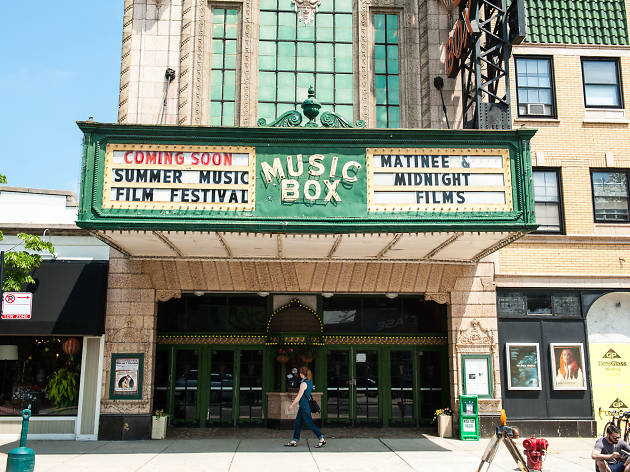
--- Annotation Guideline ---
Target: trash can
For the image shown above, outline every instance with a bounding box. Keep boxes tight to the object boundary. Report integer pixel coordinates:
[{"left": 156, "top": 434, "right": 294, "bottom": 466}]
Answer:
[{"left": 459, "top": 395, "right": 479, "bottom": 440}]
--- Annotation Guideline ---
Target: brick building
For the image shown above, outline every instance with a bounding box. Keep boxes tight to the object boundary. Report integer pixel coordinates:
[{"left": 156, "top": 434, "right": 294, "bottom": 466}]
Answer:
[{"left": 71, "top": 0, "right": 630, "bottom": 439}]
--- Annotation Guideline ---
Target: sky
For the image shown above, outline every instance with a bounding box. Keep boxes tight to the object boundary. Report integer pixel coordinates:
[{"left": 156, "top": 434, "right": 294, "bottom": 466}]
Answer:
[{"left": 1, "top": 2, "right": 123, "bottom": 194}]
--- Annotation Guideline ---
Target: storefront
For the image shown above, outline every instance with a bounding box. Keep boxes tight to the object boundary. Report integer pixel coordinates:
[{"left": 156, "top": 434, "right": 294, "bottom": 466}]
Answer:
[
  {"left": 0, "top": 260, "right": 107, "bottom": 439},
  {"left": 77, "top": 120, "right": 536, "bottom": 439}
]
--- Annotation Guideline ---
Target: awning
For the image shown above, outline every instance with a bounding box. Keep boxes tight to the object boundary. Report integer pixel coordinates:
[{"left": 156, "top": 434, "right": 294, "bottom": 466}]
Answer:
[
  {"left": 0, "top": 261, "right": 107, "bottom": 335},
  {"left": 94, "top": 230, "right": 523, "bottom": 263}
]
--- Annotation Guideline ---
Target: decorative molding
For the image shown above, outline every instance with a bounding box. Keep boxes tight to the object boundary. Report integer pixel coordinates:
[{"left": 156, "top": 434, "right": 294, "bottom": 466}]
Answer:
[
  {"left": 424, "top": 292, "right": 450, "bottom": 304},
  {"left": 118, "top": 0, "right": 134, "bottom": 123},
  {"left": 158, "top": 335, "right": 266, "bottom": 345},
  {"left": 155, "top": 289, "right": 182, "bottom": 302},
  {"left": 178, "top": 0, "right": 195, "bottom": 125},
  {"left": 192, "top": 0, "right": 207, "bottom": 125},
  {"left": 156, "top": 334, "right": 448, "bottom": 345},
  {"left": 292, "top": 0, "right": 321, "bottom": 24},
  {"left": 456, "top": 319, "right": 494, "bottom": 347},
  {"left": 326, "top": 335, "right": 447, "bottom": 345}
]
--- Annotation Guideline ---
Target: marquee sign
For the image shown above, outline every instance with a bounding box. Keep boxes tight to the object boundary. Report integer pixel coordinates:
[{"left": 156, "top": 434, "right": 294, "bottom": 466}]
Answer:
[
  {"left": 367, "top": 148, "right": 512, "bottom": 212},
  {"left": 103, "top": 144, "right": 255, "bottom": 211},
  {"left": 78, "top": 122, "right": 536, "bottom": 234}
]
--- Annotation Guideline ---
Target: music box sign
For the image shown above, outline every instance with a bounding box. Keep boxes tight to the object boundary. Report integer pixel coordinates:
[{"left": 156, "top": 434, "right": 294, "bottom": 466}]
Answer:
[
  {"left": 366, "top": 148, "right": 513, "bottom": 212},
  {"left": 102, "top": 143, "right": 513, "bottom": 215},
  {"left": 103, "top": 144, "right": 256, "bottom": 211}
]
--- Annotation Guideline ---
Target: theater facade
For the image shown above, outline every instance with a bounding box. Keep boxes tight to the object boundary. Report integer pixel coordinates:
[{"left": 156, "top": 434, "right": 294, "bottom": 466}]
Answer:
[{"left": 77, "top": 119, "right": 536, "bottom": 439}]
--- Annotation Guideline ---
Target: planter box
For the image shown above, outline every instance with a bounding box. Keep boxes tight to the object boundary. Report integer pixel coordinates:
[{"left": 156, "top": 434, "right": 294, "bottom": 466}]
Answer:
[
  {"left": 437, "top": 415, "right": 453, "bottom": 438},
  {"left": 151, "top": 416, "right": 168, "bottom": 439}
]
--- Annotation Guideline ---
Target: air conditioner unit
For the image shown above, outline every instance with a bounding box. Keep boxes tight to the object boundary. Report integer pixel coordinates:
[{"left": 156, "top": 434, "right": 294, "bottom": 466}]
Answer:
[{"left": 527, "top": 103, "right": 546, "bottom": 115}]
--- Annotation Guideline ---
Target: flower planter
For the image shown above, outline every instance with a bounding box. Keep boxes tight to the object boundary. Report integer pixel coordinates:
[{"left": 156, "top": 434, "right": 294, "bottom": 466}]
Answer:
[
  {"left": 437, "top": 414, "right": 453, "bottom": 438},
  {"left": 276, "top": 354, "right": 290, "bottom": 363},
  {"left": 151, "top": 416, "right": 168, "bottom": 439}
]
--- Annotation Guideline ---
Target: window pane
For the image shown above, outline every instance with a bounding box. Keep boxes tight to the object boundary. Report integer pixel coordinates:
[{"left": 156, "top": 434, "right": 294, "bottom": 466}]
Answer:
[
  {"left": 211, "top": 8, "right": 240, "bottom": 126},
  {"left": 373, "top": 14, "right": 400, "bottom": 128},
  {"left": 258, "top": 0, "right": 354, "bottom": 121},
  {"left": 584, "top": 85, "right": 620, "bottom": 107},
  {"left": 583, "top": 60, "right": 618, "bottom": 84},
  {"left": 592, "top": 171, "right": 630, "bottom": 222},
  {"left": 533, "top": 170, "right": 561, "bottom": 232},
  {"left": 516, "top": 57, "right": 554, "bottom": 116}
]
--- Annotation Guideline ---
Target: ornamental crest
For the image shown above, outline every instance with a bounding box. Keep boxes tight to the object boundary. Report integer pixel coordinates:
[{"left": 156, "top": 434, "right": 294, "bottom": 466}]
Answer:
[
  {"left": 456, "top": 319, "right": 494, "bottom": 346},
  {"left": 291, "top": 0, "right": 321, "bottom": 24}
]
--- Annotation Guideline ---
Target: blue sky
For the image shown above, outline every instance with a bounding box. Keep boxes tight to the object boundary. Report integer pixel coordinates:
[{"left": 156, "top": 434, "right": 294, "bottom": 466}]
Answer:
[{"left": 1, "top": 2, "right": 123, "bottom": 194}]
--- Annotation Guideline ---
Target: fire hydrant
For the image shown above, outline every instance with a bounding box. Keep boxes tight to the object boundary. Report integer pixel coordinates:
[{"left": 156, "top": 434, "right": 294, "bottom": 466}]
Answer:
[{"left": 523, "top": 436, "right": 548, "bottom": 471}]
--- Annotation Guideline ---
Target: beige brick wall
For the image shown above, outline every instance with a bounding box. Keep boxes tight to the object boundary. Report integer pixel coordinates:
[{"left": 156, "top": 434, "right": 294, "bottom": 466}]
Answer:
[{"left": 499, "top": 51, "right": 630, "bottom": 278}]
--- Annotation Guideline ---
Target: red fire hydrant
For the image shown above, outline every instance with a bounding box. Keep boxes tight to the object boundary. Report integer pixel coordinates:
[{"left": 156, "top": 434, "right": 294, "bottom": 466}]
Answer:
[{"left": 522, "top": 436, "right": 549, "bottom": 471}]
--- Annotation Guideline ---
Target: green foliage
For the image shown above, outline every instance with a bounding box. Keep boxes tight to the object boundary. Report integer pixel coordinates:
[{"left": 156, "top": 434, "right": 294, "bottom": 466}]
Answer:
[
  {"left": 2, "top": 233, "right": 55, "bottom": 291},
  {"left": 0, "top": 174, "right": 56, "bottom": 291},
  {"left": 45, "top": 367, "right": 79, "bottom": 409}
]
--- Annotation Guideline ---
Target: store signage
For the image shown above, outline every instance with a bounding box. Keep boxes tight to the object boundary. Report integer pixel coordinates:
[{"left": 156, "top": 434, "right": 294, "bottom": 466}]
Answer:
[
  {"left": 102, "top": 144, "right": 514, "bottom": 216},
  {"left": 256, "top": 148, "right": 366, "bottom": 218},
  {"left": 445, "top": 0, "right": 478, "bottom": 78},
  {"left": 103, "top": 144, "right": 256, "bottom": 211},
  {"left": 1, "top": 292, "right": 32, "bottom": 320},
  {"left": 367, "top": 148, "right": 512, "bottom": 212}
]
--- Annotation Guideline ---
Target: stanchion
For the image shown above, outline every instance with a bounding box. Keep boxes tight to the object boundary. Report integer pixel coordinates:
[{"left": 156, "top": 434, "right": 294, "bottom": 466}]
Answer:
[{"left": 5, "top": 409, "right": 35, "bottom": 472}]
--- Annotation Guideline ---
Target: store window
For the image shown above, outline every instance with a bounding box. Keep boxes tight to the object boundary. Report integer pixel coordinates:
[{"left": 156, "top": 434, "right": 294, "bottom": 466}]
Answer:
[
  {"left": 322, "top": 296, "right": 446, "bottom": 333},
  {"left": 257, "top": 0, "right": 354, "bottom": 122},
  {"left": 157, "top": 294, "right": 268, "bottom": 333},
  {"left": 515, "top": 57, "right": 555, "bottom": 117},
  {"left": 591, "top": 170, "right": 630, "bottom": 222},
  {"left": 374, "top": 13, "right": 400, "bottom": 128},
  {"left": 0, "top": 337, "right": 82, "bottom": 416},
  {"left": 533, "top": 169, "right": 563, "bottom": 233},
  {"left": 210, "top": 8, "right": 240, "bottom": 125},
  {"left": 582, "top": 58, "right": 622, "bottom": 108}
]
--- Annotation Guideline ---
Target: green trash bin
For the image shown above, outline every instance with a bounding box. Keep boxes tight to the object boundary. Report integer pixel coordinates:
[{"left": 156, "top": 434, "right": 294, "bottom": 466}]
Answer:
[{"left": 459, "top": 395, "right": 479, "bottom": 440}]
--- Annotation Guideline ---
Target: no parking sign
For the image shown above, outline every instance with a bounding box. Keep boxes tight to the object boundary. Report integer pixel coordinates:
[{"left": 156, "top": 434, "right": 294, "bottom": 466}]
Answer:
[{"left": 1, "top": 292, "right": 32, "bottom": 319}]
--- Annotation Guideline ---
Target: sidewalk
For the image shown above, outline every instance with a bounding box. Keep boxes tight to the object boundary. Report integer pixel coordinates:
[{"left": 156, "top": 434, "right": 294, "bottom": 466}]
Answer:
[{"left": 1, "top": 432, "right": 597, "bottom": 472}]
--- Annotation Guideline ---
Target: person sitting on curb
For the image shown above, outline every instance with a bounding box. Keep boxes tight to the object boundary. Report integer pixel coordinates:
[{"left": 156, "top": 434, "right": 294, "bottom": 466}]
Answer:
[{"left": 592, "top": 424, "right": 630, "bottom": 472}]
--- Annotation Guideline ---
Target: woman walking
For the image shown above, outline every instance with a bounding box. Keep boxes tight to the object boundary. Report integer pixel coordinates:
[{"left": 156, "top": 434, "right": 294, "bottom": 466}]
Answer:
[{"left": 285, "top": 366, "right": 326, "bottom": 448}]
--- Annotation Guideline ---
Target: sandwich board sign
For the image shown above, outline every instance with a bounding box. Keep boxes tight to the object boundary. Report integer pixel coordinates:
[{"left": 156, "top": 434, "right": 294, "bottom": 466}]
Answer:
[{"left": 1, "top": 292, "right": 32, "bottom": 319}]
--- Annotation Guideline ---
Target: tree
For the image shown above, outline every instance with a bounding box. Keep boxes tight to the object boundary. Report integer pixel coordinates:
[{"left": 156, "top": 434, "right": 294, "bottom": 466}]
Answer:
[{"left": 1, "top": 174, "right": 55, "bottom": 292}]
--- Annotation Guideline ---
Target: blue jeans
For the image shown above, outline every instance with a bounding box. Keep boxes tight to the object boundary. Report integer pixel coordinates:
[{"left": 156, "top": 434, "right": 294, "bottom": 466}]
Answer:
[
  {"left": 595, "top": 462, "right": 626, "bottom": 472},
  {"left": 293, "top": 405, "right": 323, "bottom": 442}
]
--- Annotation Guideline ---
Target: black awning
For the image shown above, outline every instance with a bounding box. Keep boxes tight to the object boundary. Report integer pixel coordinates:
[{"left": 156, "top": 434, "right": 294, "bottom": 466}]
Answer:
[{"left": 1, "top": 261, "right": 108, "bottom": 335}]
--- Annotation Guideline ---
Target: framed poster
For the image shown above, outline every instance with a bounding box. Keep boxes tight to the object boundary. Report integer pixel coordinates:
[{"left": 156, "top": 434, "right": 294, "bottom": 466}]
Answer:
[
  {"left": 550, "top": 343, "right": 587, "bottom": 390},
  {"left": 506, "top": 343, "right": 542, "bottom": 390},
  {"left": 109, "top": 353, "right": 144, "bottom": 400},
  {"left": 461, "top": 354, "right": 493, "bottom": 397}
]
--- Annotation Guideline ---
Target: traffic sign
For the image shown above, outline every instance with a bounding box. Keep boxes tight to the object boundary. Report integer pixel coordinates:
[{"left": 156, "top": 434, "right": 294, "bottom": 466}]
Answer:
[{"left": 2, "top": 292, "right": 33, "bottom": 319}]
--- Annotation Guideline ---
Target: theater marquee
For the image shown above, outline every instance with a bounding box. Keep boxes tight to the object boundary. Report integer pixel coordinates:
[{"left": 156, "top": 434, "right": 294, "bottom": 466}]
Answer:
[
  {"left": 367, "top": 148, "right": 512, "bottom": 212},
  {"left": 103, "top": 143, "right": 256, "bottom": 211}
]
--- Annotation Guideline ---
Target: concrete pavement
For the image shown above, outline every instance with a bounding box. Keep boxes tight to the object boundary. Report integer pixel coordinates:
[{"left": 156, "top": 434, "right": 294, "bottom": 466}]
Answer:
[{"left": 1, "top": 434, "right": 598, "bottom": 472}]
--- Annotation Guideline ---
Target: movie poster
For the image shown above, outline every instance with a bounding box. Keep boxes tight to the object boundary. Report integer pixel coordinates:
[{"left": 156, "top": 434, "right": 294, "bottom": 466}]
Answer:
[
  {"left": 113, "top": 357, "right": 140, "bottom": 394},
  {"left": 506, "top": 343, "right": 542, "bottom": 390},
  {"left": 550, "top": 343, "right": 587, "bottom": 390}
]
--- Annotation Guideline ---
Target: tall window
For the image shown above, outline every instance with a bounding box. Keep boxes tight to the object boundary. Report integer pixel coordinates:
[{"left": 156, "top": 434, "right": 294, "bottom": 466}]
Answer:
[
  {"left": 533, "top": 170, "right": 563, "bottom": 233},
  {"left": 257, "top": 0, "right": 354, "bottom": 122},
  {"left": 210, "top": 8, "right": 239, "bottom": 126},
  {"left": 515, "top": 57, "right": 555, "bottom": 118},
  {"left": 591, "top": 170, "right": 630, "bottom": 222},
  {"left": 582, "top": 59, "right": 622, "bottom": 108},
  {"left": 374, "top": 13, "right": 400, "bottom": 127}
]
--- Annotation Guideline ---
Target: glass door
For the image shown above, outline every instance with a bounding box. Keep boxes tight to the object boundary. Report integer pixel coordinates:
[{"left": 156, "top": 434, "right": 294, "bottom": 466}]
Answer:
[
  {"left": 390, "top": 350, "right": 414, "bottom": 423},
  {"left": 326, "top": 348, "right": 380, "bottom": 424},
  {"left": 354, "top": 349, "right": 379, "bottom": 423},
  {"left": 208, "top": 349, "right": 234, "bottom": 424},
  {"left": 238, "top": 349, "right": 263, "bottom": 423},
  {"left": 326, "top": 350, "right": 351, "bottom": 421},
  {"left": 173, "top": 348, "right": 199, "bottom": 424},
  {"left": 418, "top": 350, "right": 444, "bottom": 423}
]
